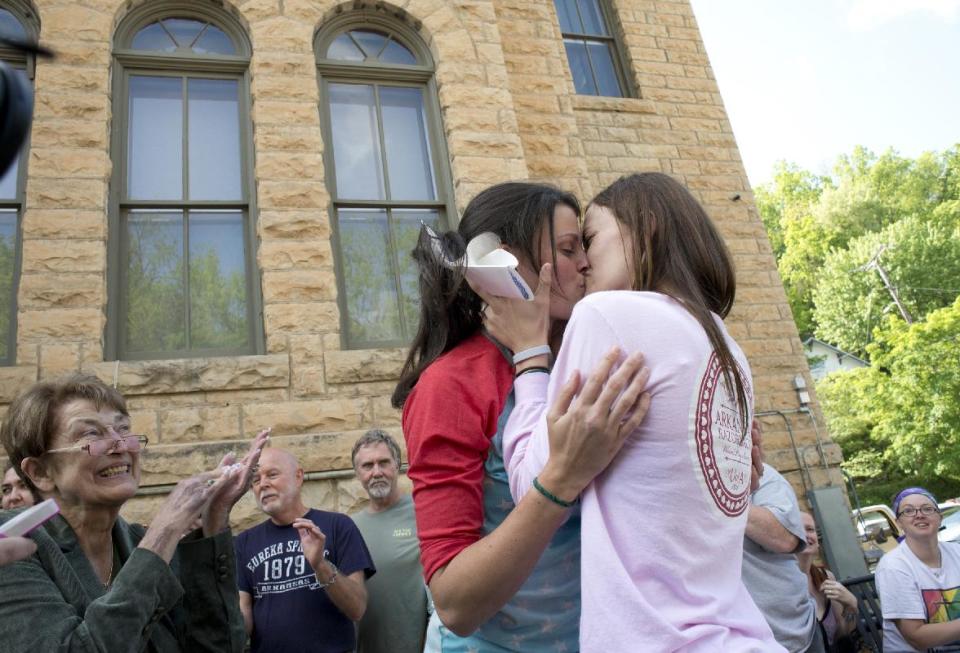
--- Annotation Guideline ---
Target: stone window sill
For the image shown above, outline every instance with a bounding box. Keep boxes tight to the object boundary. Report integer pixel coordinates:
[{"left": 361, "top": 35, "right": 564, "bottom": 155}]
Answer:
[
  {"left": 571, "top": 95, "right": 657, "bottom": 114},
  {"left": 84, "top": 354, "right": 290, "bottom": 396}
]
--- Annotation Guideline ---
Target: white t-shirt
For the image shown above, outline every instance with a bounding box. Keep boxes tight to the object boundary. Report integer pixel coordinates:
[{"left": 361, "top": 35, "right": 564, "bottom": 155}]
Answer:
[{"left": 875, "top": 540, "right": 960, "bottom": 652}]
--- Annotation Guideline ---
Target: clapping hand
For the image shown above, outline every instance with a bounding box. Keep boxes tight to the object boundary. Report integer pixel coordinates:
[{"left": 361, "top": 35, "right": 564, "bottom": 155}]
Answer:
[{"left": 202, "top": 428, "right": 271, "bottom": 536}]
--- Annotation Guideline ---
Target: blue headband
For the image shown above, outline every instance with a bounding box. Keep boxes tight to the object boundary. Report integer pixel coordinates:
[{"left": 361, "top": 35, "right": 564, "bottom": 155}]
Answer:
[{"left": 892, "top": 487, "right": 938, "bottom": 515}]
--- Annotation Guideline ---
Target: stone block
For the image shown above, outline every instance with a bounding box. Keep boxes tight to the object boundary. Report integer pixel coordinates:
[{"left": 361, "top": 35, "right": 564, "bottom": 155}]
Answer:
[
  {"left": 0, "top": 366, "right": 37, "bottom": 402},
  {"left": 19, "top": 308, "right": 103, "bottom": 341},
  {"left": 43, "top": 5, "right": 112, "bottom": 41},
  {"left": 255, "top": 151, "right": 324, "bottom": 181},
  {"left": 35, "top": 65, "right": 110, "bottom": 95},
  {"left": 22, "top": 209, "right": 105, "bottom": 240},
  {"left": 18, "top": 273, "right": 104, "bottom": 309},
  {"left": 252, "top": 100, "right": 320, "bottom": 126},
  {"left": 243, "top": 399, "right": 366, "bottom": 437},
  {"left": 324, "top": 348, "right": 407, "bottom": 384},
  {"left": 35, "top": 92, "right": 108, "bottom": 122},
  {"left": 258, "top": 240, "right": 333, "bottom": 270},
  {"left": 25, "top": 178, "right": 105, "bottom": 210},
  {"left": 83, "top": 354, "right": 290, "bottom": 396},
  {"left": 159, "top": 405, "right": 242, "bottom": 443},
  {"left": 255, "top": 123, "right": 324, "bottom": 152},
  {"left": 262, "top": 269, "right": 337, "bottom": 303},
  {"left": 29, "top": 148, "right": 111, "bottom": 179},
  {"left": 21, "top": 239, "right": 104, "bottom": 274},
  {"left": 45, "top": 40, "right": 110, "bottom": 67},
  {"left": 263, "top": 302, "right": 339, "bottom": 334},
  {"left": 258, "top": 210, "right": 331, "bottom": 240},
  {"left": 39, "top": 343, "right": 81, "bottom": 378},
  {"left": 257, "top": 180, "right": 328, "bottom": 209}
]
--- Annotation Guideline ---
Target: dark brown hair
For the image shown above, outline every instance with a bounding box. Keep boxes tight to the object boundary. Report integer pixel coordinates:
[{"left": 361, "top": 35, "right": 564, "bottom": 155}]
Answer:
[
  {"left": 591, "top": 172, "right": 749, "bottom": 437},
  {"left": 391, "top": 182, "right": 580, "bottom": 408},
  {"left": 0, "top": 374, "right": 129, "bottom": 494}
]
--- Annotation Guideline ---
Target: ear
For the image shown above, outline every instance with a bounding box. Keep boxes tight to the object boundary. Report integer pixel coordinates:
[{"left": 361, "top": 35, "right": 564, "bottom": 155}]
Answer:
[{"left": 21, "top": 457, "right": 56, "bottom": 494}]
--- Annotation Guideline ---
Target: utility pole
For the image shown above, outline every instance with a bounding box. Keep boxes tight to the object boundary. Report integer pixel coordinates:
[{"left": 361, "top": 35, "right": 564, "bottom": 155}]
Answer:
[{"left": 856, "top": 245, "right": 914, "bottom": 324}]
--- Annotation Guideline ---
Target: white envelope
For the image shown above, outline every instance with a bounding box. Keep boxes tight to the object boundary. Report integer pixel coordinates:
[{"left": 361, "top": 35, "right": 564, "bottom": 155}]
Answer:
[{"left": 427, "top": 227, "right": 534, "bottom": 300}]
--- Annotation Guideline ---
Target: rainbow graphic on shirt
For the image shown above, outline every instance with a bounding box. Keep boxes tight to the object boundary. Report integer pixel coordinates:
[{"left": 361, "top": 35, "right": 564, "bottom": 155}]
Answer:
[{"left": 922, "top": 585, "right": 960, "bottom": 623}]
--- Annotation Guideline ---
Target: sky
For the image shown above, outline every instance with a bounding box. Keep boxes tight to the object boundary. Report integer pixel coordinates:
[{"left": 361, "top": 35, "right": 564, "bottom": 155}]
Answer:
[{"left": 689, "top": 0, "right": 960, "bottom": 187}]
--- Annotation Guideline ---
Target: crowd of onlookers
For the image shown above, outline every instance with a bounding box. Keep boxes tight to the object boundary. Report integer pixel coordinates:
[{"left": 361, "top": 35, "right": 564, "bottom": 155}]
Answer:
[{"left": 0, "top": 374, "right": 954, "bottom": 653}]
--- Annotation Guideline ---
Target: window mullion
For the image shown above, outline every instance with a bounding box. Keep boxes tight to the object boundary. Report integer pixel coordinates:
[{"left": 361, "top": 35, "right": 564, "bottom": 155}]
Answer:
[
  {"left": 372, "top": 84, "right": 393, "bottom": 203},
  {"left": 182, "top": 209, "right": 192, "bottom": 352},
  {"left": 384, "top": 208, "right": 408, "bottom": 339},
  {"left": 581, "top": 38, "right": 602, "bottom": 95},
  {"left": 179, "top": 74, "right": 193, "bottom": 351},
  {"left": 182, "top": 76, "right": 190, "bottom": 203}
]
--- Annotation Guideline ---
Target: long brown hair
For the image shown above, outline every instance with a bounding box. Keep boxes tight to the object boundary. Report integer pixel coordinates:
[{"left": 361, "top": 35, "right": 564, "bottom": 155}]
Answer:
[
  {"left": 391, "top": 182, "right": 580, "bottom": 409},
  {"left": 591, "top": 172, "right": 749, "bottom": 437}
]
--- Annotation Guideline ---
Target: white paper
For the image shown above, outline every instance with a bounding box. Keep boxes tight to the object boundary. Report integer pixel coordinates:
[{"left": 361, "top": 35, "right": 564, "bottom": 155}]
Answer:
[
  {"left": 0, "top": 498, "right": 60, "bottom": 537},
  {"left": 426, "top": 226, "right": 533, "bottom": 300}
]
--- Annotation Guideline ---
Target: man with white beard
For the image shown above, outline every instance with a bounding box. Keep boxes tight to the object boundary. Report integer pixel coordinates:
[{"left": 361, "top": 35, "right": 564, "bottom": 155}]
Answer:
[{"left": 351, "top": 430, "right": 429, "bottom": 653}]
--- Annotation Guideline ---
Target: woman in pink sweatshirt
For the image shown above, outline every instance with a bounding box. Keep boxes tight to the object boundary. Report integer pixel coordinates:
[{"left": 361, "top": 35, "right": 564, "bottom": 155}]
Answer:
[{"left": 480, "top": 172, "right": 783, "bottom": 652}]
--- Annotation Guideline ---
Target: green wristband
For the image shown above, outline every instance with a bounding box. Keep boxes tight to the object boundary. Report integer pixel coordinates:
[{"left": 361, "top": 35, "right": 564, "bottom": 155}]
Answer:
[{"left": 533, "top": 476, "right": 577, "bottom": 508}]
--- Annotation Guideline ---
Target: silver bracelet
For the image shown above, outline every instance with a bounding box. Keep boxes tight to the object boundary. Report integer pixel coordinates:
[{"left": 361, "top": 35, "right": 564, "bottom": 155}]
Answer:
[
  {"left": 316, "top": 561, "right": 339, "bottom": 589},
  {"left": 512, "top": 344, "right": 551, "bottom": 365}
]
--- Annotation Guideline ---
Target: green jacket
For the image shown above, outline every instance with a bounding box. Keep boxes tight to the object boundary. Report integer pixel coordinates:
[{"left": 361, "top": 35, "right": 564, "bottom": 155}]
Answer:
[{"left": 0, "top": 510, "right": 245, "bottom": 653}]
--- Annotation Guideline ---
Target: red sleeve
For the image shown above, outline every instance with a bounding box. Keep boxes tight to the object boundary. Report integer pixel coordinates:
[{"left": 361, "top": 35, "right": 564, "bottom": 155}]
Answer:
[{"left": 401, "top": 341, "right": 512, "bottom": 583}]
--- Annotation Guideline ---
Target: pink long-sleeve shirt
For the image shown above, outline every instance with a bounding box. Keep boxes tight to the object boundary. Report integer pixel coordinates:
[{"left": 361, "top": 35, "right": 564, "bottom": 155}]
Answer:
[{"left": 504, "top": 291, "right": 784, "bottom": 652}]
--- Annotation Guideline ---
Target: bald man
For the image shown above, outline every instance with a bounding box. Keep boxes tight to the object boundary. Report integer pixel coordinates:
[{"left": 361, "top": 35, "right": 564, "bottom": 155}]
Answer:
[{"left": 234, "top": 447, "right": 376, "bottom": 653}]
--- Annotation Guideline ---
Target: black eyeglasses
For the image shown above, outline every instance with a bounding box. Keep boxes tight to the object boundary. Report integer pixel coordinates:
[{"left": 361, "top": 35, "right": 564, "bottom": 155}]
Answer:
[{"left": 897, "top": 505, "right": 939, "bottom": 519}]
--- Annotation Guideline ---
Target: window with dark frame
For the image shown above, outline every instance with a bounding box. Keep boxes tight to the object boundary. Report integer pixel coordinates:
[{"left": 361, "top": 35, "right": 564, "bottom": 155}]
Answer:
[
  {"left": 316, "top": 19, "right": 454, "bottom": 349},
  {"left": 109, "top": 10, "right": 261, "bottom": 360},
  {"left": 0, "top": 2, "right": 36, "bottom": 366},
  {"left": 555, "top": 0, "right": 629, "bottom": 97}
]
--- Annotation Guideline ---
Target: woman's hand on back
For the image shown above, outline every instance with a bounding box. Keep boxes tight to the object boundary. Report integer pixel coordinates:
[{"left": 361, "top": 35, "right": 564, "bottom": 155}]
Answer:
[{"left": 538, "top": 348, "right": 651, "bottom": 502}]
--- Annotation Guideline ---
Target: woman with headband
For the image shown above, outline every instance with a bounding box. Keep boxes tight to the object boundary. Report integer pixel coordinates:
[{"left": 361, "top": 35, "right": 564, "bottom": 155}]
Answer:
[{"left": 875, "top": 486, "right": 960, "bottom": 651}]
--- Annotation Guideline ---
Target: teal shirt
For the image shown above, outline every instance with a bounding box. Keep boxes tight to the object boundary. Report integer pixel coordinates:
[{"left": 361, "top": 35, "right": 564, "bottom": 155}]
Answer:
[{"left": 431, "top": 391, "right": 582, "bottom": 652}]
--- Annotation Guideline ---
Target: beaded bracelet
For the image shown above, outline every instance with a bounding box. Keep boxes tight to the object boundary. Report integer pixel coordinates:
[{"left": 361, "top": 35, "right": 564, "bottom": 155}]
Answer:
[{"left": 533, "top": 476, "right": 577, "bottom": 508}]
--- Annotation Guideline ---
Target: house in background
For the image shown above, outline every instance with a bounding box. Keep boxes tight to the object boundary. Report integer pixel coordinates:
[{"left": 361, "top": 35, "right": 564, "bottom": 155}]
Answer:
[{"left": 804, "top": 337, "right": 868, "bottom": 381}]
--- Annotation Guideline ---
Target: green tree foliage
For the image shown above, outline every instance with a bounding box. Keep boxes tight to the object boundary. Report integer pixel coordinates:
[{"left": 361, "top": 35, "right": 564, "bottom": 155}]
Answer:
[
  {"left": 819, "top": 299, "right": 960, "bottom": 487},
  {"left": 758, "top": 145, "right": 960, "bottom": 500},
  {"left": 812, "top": 207, "right": 960, "bottom": 355},
  {"left": 756, "top": 145, "right": 958, "bottom": 338},
  {"left": 126, "top": 218, "right": 247, "bottom": 354}
]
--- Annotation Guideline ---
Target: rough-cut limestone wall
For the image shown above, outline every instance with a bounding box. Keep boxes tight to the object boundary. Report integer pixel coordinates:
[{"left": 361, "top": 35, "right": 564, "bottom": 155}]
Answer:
[{"left": 1, "top": 0, "right": 839, "bottom": 530}]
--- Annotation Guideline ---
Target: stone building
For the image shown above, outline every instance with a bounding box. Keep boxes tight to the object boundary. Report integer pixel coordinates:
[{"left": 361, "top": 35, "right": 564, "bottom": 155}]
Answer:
[{"left": 0, "top": 0, "right": 842, "bottom": 528}]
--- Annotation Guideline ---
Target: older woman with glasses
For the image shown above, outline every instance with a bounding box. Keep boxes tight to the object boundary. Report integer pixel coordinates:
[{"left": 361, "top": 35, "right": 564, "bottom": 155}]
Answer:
[
  {"left": 875, "top": 487, "right": 960, "bottom": 652},
  {"left": 0, "top": 374, "right": 269, "bottom": 652}
]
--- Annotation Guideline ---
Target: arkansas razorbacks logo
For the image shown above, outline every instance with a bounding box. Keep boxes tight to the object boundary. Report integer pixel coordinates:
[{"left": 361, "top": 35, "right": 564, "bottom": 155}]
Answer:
[{"left": 692, "top": 351, "right": 752, "bottom": 517}]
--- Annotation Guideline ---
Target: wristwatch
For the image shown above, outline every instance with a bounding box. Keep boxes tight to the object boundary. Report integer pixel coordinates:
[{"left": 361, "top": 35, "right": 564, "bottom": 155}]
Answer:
[{"left": 317, "top": 561, "right": 339, "bottom": 589}]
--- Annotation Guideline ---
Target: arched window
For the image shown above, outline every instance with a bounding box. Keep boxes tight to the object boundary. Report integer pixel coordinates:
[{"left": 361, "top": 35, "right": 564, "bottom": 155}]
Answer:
[
  {"left": 109, "top": 7, "right": 261, "bottom": 360},
  {"left": 0, "top": 0, "right": 38, "bottom": 365},
  {"left": 316, "top": 16, "right": 454, "bottom": 349},
  {"left": 555, "top": 0, "right": 630, "bottom": 97}
]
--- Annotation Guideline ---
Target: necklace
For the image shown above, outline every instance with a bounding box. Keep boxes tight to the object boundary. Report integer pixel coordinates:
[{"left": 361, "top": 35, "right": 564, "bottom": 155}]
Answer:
[{"left": 102, "top": 552, "right": 114, "bottom": 589}]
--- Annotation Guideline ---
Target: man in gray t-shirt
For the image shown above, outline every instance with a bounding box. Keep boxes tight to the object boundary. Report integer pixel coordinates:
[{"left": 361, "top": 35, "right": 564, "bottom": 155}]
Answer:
[
  {"left": 350, "top": 429, "right": 429, "bottom": 653},
  {"left": 742, "top": 463, "right": 825, "bottom": 653}
]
